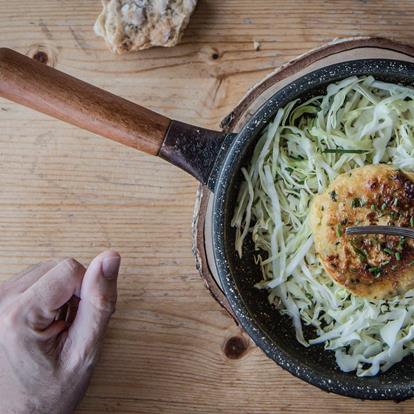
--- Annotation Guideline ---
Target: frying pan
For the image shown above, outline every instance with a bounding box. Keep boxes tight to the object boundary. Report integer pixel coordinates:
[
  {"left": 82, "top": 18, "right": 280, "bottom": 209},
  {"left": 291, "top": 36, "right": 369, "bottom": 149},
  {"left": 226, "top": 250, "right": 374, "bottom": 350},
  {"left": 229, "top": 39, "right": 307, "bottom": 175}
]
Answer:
[{"left": 1, "top": 48, "right": 414, "bottom": 400}]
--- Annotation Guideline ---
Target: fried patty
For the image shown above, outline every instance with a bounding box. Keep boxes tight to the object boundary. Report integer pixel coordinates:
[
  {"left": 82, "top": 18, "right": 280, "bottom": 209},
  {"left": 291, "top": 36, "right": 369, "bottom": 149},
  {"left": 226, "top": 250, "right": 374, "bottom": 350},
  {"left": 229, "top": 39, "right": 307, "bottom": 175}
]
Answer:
[{"left": 310, "top": 165, "right": 414, "bottom": 299}]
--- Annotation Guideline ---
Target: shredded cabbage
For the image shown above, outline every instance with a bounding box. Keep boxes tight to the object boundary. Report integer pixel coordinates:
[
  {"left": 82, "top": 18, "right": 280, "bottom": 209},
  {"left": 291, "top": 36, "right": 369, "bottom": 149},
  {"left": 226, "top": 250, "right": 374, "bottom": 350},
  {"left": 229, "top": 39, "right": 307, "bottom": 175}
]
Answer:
[{"left": 232, "top": 76, "right": 414, "bottom": 376}]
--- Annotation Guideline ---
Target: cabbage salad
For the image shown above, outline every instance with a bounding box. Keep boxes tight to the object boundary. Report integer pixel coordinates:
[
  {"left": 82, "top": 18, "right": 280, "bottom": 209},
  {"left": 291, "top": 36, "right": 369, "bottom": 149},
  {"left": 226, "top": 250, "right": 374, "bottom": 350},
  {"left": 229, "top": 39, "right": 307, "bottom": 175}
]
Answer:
[{"left": 232, "top": 76, "right": 414, "bottom": 376}]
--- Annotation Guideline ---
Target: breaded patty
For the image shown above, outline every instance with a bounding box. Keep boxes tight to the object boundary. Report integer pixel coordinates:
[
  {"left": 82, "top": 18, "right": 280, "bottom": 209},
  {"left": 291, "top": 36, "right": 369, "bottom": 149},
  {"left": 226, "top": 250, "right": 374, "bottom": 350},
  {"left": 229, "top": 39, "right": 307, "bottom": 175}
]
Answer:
[{"left": 310, "top": 165, "right": 414, "bottom": 299}]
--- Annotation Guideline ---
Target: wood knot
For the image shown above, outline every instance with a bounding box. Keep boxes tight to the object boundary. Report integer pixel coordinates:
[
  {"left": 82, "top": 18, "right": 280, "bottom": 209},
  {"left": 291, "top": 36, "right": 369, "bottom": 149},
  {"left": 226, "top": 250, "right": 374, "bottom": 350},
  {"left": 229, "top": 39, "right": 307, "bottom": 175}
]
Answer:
[
  {"left": 211, "top": 51, "right": 220, "bottom": 60},
  {"left": 33, "top": 51, "right": 48, "bottom": 64},
  {"left": 223, "top": 335, "right": 249, "bottom": 359},
  {"left": 199, "top": 46, "right": 221, "bottom": 64},
  {"left": 26, "top": 44, "right": 58, "bottom": 67}
]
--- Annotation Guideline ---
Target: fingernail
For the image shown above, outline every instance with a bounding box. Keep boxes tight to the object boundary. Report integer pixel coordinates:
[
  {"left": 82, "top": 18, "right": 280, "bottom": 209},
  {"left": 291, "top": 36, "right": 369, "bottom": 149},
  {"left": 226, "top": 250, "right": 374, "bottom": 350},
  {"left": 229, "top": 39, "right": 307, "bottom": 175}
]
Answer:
[{"left": 102, "top": 256, "right": 121, "bottom": 279}]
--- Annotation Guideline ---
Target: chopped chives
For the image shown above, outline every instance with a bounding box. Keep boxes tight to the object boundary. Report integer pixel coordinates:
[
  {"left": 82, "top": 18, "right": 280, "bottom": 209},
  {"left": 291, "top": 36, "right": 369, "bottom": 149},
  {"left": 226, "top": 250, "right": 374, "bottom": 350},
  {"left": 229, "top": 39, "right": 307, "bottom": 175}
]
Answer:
[
  {"left": 336, "top": 224, "right": 343, "bottom": 237},
  {"left": 351, "top": 242, "right": 367, "bottom": 260},
  {"left": 411, "top": 216, "right": 414, "bottom": 227},
  {"left": 351, "top": 198, "right": 361, "bottom": 208},
  {"left": 396, "top": 252, "right": 401, "bottom": 261},
  {"left": 368, "top": 267, "right": 381, "bottom": 276},
  {"left": 383, "top": 247, "right": 394, "bottom": 255},
  {"left": 358, "top": 249, "right": 368, "bottom": 261}
]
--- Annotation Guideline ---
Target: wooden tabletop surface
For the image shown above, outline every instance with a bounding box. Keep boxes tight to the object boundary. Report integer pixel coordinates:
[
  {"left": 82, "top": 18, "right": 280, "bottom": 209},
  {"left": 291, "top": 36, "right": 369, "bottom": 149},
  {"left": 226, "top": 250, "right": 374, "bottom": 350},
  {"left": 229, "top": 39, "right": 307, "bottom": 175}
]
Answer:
[{"left": 1, "top": 1, "right": 414, "bottom": 413}]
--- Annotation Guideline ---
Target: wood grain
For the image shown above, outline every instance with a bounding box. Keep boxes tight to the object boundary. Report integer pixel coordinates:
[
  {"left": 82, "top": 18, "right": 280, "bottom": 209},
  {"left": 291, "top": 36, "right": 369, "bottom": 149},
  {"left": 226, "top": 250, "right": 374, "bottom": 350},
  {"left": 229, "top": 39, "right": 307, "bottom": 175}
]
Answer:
[{"left": 0, "top": 1, "right": 414, "bottom": 413}]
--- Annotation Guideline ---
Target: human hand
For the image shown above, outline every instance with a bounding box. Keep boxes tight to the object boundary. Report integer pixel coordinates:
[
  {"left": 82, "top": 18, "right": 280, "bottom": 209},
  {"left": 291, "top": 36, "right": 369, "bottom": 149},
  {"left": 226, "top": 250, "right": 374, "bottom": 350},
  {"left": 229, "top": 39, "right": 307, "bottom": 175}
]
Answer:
[{"left": 0, "top": 250, "right": 121, "bottom": 414}]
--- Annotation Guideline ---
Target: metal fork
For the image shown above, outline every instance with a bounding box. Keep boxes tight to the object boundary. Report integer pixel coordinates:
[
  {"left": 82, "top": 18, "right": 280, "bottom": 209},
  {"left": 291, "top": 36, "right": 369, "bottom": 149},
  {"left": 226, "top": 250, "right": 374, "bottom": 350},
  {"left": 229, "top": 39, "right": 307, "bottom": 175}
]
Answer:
[{"left": 346, "top": 226, "right": 414, "bottom": 239}]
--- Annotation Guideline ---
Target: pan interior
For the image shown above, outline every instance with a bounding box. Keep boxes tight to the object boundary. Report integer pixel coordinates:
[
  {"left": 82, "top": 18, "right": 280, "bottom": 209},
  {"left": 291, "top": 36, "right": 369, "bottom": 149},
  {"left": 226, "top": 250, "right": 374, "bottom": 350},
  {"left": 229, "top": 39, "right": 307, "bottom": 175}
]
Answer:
[{"left": 214, "top": 59, "right": 414, "bottom": 399}]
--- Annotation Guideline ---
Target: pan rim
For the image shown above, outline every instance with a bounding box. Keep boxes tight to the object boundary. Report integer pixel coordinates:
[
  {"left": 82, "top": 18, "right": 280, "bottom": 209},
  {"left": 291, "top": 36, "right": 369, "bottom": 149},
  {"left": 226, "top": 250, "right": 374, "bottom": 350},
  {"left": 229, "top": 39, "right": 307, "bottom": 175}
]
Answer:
[{"left": 212, "top": 58, "right": 414, "bottom": 400}]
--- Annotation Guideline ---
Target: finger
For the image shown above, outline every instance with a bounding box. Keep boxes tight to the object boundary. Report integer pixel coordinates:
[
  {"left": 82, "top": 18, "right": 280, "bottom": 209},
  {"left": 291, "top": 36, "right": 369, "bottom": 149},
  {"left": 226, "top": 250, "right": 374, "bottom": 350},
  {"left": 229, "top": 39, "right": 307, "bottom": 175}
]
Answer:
[
  {"left": 1, "top": 260, "right": 58, "bottom": 296},
  {"left": 22, "top": 258, "right": 86, "bottom": 330},
  {"left": 55, "top": 296, "right": 79, "bottom": 326},
  {"left": 65, "top": 296, "right": 80, "bottom": 326},
  {"left": 38, "top": 320, "right": 68, "bottom": 355},
  {"left": 55, "top": 302, "right": 69, "bottom": 322},
  {"left": 40, "top": 320, "right": 67, "bottom": 340},
  {"left": 63, "top": 250, "right": 120, "bottom": 369}
]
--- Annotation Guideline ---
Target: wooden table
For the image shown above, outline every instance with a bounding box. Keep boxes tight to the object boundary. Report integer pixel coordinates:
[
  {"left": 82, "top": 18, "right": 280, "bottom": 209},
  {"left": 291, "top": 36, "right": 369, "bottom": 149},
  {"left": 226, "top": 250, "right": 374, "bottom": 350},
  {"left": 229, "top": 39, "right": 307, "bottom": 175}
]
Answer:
[{"left": 0, "top": 1, "right": 414, "bottom": 413}]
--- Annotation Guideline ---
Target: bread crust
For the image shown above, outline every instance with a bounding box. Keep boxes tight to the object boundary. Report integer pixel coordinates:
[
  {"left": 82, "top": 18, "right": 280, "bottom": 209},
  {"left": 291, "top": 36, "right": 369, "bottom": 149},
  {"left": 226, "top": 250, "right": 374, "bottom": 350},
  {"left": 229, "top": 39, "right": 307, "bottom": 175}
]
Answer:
[{"left": 95, "top": 0, "right": 198, "bottom": 54}]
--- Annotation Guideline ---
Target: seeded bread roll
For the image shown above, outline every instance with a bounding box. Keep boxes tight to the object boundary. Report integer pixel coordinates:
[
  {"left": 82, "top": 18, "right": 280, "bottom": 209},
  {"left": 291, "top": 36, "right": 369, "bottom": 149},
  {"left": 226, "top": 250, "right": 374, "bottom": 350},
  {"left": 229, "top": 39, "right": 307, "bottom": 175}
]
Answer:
[{"left": 94, "top": 0, "right": 197, "bottom": 54}]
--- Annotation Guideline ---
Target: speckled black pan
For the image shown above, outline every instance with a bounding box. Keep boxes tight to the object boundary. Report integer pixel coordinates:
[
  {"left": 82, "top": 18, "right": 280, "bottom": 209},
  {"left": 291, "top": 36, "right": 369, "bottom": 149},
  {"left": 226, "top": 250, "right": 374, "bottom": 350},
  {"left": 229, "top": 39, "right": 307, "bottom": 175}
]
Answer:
[
  {"left": 212, "top": 60, "right": 414, "bottom": 401},
  {"left": 2, "top": 49, "right": 414, "bottom": 400}
]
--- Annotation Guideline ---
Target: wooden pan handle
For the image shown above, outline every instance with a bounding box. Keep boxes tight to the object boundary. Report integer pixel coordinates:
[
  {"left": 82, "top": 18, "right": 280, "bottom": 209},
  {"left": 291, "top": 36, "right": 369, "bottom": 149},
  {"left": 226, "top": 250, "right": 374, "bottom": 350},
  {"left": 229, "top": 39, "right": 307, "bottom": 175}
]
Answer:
[{"left": 0, "top": 48, "right": 171, "bottom": 155}]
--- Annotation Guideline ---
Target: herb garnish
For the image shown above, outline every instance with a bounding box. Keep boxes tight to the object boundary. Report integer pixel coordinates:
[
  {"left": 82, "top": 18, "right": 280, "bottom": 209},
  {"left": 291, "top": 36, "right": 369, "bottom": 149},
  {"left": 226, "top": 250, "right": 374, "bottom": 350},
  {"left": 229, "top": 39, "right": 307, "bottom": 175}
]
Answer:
[
  {"left": 368, "top": 267, "right": 381, "bottom": 277},
  {"left": 351, "top": 240, "right": 367, "bottom": 261},
  {"left": 352, "top": 198, "right": 361, "bottom": 208}
]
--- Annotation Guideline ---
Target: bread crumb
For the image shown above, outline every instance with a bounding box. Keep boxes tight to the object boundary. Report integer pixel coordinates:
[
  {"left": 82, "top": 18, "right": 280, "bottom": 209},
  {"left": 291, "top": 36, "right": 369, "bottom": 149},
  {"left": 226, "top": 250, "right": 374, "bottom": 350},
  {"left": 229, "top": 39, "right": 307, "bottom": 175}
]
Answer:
[{"left": 253, "top": 40, "right": 261, "bottom": 51}]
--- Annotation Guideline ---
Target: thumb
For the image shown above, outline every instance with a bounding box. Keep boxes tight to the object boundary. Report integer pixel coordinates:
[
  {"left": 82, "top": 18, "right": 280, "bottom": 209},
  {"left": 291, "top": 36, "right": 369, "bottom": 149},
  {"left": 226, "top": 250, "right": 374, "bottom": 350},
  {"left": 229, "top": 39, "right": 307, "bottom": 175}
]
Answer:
[{"left": 62, "top": 250, "right": 121, "bottom": 370}]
